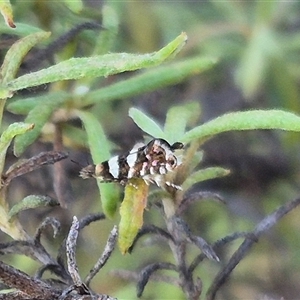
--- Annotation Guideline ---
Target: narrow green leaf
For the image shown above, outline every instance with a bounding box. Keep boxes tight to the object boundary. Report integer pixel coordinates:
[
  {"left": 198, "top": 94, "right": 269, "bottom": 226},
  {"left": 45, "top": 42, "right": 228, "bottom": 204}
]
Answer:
[
  {"left": 0, "top": 0, "right": 15, "bottom": 28},
  {"left": 164, "top": 102, "right": 201, "bottom": 143},
  {"left": 93, "top": 5, "right": 118, "bottom": 55},
  {"left": 236, "top": 27, "right": 279, "bottom": 98},
  {"left": 62, "top": 124, "right": 87, "bottom": 148},
  {"left": 0, "top": 22, "right": 43, "bottom": 37},
  {"left": 211, "top": 1, "right": 246, "bottom": 24},
  {"left": 0, "top": 204, "right": 28, "bottom": 240},
  {"left": 183, "top": 167, "right": 230, "bottom": 191},
  {"left": 119, "top": 178, "right": 148, "bottom": 254},
  {"left": 8, "top": 195, "right": 59, "bottom": 221},
  {"left": 76, "top": 111, "right": 111, "bottom": 161},
  {"left": 80, "top": 56, "right": 217, "bottom": 107},
  {"left": 0, "top": 87, "right": 12, "bottom": 99},
  {"left": 13, "top": 94, "right": 68, "bottom": 156},
  {"left": 76, "top": 110, "right": 119, "bottom": 218},
  {"left": 0, "top": 122, "right": 33, "bottom": 174},
  {"left": 129, "top": 107, "right": 165, "bottom": 139},
  {"left": 270, "top": 59, "right": 299, "bottom": 113},
  {"left": 182, "top": 110, "right": 300, "bottom": 144},
  {"left": 7, "top": 33, "right": 187, "bottom": 92},
  {"left": 7, "top": 91, "right": 69, "bottom": 115},
  {"left": 63, "top": 0, "right": 83, "bottom": 13},
  {"left": 0, "top": 31, "right": 51, "bottom": 85},
  {"left": 187, "top": 150, "right": 204, "bottom": 173}
]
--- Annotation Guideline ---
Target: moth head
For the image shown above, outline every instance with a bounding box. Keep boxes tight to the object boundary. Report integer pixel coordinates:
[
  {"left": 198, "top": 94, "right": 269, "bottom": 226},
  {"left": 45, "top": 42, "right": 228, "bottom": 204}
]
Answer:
[
  {"left": 171, "top": 142, "right": 184, "bottom": 150},
  {"left": 95, "top": 163, "right": 105, "bottom": 178}
]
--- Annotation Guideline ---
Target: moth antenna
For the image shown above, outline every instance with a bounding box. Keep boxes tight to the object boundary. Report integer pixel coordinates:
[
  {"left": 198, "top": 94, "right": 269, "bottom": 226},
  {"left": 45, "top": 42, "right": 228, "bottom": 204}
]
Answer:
[{"left": 71, "top": 159, "right": 85, "bottom": 168}]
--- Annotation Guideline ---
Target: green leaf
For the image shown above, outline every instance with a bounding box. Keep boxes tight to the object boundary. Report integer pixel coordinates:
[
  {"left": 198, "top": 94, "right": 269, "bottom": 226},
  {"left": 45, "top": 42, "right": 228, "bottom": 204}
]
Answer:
[
  {"left": 0, "top": 122, "right": 33, "bottom": 174},
  {"left": 7, "top": 33, "right": 187, "bottom": 92},
  {"left": 211, "top": 1, "right": 246, "bottom": 24},
  {"left": 93, "top": 5, "right": 119, "bottom": 55},
  {"left": 0, "top": 31, "right": 51, "bottom": 85},
  {"left": 164, "top": 102, "right": 201, "bottom": 143},
  {"left": 183, "top": 167, "right": 230, "bottom": 191},
  {"left": 0, "top": 22, "right": 43, "bottom": 37},
  {"left": 236, "top": 27, "right": 279, "bottom": 98},
  {"left": 13, "top": 94, "right": 69, "bottom": 156},
  {"left": 62, "top": 124, "right": 87, "bottom": 148},
  {"left": 129, "top": 107, "right": 165, "bottom": 139},
  {"left": 187, "top": 150, "right": 204, "bottom": 173},
  {"left": 76, "top": 111, "right": 111, "bottom": 161},
  {"left": 63, "top": 0, "right": 83, "bottom": 13},
  {"left": 80, "top": 56, "right": 217, "bottom": 107},
  {"left": 76, "top": 110, "right": 119, "bottom": 218},
  {"left": 270, "top": 59, "right": 299, "bottom": 113},
  {"left": 119, "top": 178, "right": 148, "bottom": 254},
  {"left": 182, "top": 110, "right": 300, "bottom": 144},
  {"left": 8, "top": 195, "right": 59, "bottom": 221},
  {"left": 0, "top": 0, "right": 15, "bottom": 28},
  {"left": 0, "top": 203, "right": 28, "bottom": 240},
  {"left": 7, "top": 91, "right": 68, "bottom": 115}
]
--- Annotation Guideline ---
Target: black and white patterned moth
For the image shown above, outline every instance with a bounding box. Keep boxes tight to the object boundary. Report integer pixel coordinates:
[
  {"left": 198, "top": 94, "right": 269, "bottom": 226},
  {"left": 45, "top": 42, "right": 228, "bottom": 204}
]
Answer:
[{"left": 80, "top": 138, "right": 183, "bottom": 189}]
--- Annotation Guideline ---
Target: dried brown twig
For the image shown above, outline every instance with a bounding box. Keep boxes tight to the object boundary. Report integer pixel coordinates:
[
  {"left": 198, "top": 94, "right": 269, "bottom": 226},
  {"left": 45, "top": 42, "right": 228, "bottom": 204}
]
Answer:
[
  {"left": 0, "top": 214, "right": 117, "bottom": 300},
  {"left": 206, "top": 196, "right": 300, "bottom": 300}
]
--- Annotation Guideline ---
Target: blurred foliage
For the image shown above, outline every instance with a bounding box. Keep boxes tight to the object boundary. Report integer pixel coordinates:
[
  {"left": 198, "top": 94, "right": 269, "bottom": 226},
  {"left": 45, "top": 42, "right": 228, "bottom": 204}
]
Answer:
[{"left": 0, "top": 1, "right": 299, "bottom": 300}]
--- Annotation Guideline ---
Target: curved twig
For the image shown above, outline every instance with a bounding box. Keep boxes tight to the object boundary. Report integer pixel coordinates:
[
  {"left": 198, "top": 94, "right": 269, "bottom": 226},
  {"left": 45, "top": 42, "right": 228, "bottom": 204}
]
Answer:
[
  {"left": 34, "top": 217, "right": 61, "bottom": 242},
  {"left": 85, "top": 226, "right": 118, "bottom": 286},
  {"left": 128, "top": 224, "right": 174, "bottom": 253},
  {"left": 57, "top": 213, "right": 106, "bottom": 265},
  {"left": 206, "top": 196, "right": 300, "bottom": 300},
  {"left": 189, "top": 231, "right": 249, "bottom": 273},
  {"left": 137, "top": 262, "right": 178, "bottom": 297},
  {"left": 177, "top": 191, "right": 225, "bottom": 215}
]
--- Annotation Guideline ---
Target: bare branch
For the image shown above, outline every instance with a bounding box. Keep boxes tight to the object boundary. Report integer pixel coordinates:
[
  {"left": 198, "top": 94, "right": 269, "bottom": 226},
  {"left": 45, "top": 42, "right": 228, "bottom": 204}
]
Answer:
[
  {"left": 66, "top": 216, "right": 81, "bottom": 287},
  {"left": 62, "top": 216, "right": 91, "bottom": 298},
  {"left": 34, "top": 217, "right": 61, "bottom": 242},
  {"left": 78, "top": 213, "right": 106, "bottom": 230},
  {"left": 23, "top": 22, "right": 102, "bottom": 71},
  {"left": 128, "top": 224, "right": 174, "bottom": 253},
  {"left": 170, "top": 216, "right": 219, "bottom": 261},
  {"left": 188, "top": 235, "right": 219, "bottom": 262},
  {"left": 206, "top": 196, "right": 300, "bottom": 300},
  {"left": 85, "top": 226, "right": 118, "bottom": 287},
  {"left": 111, "top": 269, "right": 180, "bottom": 286},
  {"left": 189, "top": 232, "right": 249, "bottom": 273},
  {"left": 53, "top": 124, "right": 73, "bottom": 208},
  {"left": 0, "top": 260, "right": 60, "bottom": 299},
  {"left": 3, "top": 151, "right": 68, "bottom": 186},
  {"left": 137, "top": 262, "right": 177, "bottom": 297},
  {"left": 0, "top": 240, "right": 56, "bottom": 266},
  {"left": 177, "top": 191, "right": 225, "bottom": 215},
  {"left": 56, "top": 213, "right": 106, "bottom": 274},
  {"left": 35, "top": 263, "right": 70, "bottom": 282}
]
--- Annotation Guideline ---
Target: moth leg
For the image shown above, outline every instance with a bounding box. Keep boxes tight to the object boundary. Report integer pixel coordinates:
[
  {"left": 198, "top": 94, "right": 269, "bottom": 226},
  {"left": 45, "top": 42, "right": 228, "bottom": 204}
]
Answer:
[
  {"left": 142, "top": 178, "right": 152, "bottom": 186},
  {"left": 165, "top": 181, "right": 182, "bottom": 190}
]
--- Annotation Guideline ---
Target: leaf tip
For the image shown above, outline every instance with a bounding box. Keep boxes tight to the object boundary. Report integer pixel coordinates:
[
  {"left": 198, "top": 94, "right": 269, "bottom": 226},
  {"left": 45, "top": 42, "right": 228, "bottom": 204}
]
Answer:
[
  {"left": 7, "top": 18, "right": 15, "bottom": 28},
  {"left": 0, "top": 2, "right": 16, "bottom": 28},
  {"left": 181, "top": 31, "right": 188, "bottom": 43}
]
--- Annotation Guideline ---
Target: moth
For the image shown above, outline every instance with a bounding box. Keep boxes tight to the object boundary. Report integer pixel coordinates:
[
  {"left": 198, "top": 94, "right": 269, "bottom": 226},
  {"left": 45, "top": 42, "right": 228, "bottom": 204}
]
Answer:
[{"left": 80, "top": 138, "right": 184, "bottom": 189}]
